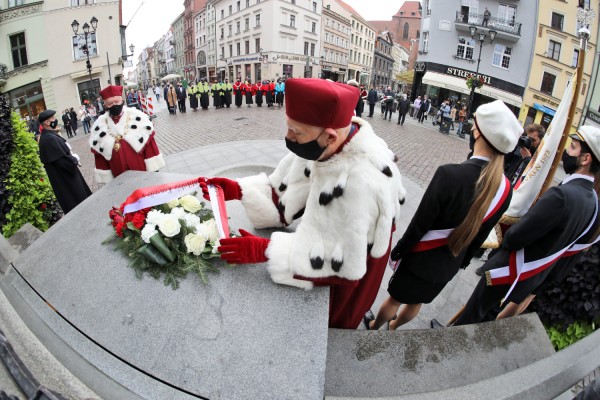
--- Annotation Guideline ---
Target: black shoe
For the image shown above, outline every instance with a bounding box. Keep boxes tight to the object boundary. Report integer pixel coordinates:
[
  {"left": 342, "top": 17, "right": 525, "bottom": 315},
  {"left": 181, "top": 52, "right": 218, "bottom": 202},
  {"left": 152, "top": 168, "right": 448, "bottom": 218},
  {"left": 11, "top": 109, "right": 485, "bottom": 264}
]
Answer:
[
  {"left": 430, "top": 319, "right": 444, "bottom": 329},
  {"left": 475, "top": 267, "right": 484, "bottom": 277},
  {"left": 363, "top": 310, "right": 375, "bottom": 330},
  {"left": 386, "top": 315, "right": 398, "bottom": 330},
  {"left": 397, "top": 122, "right": 400, "bottom": 125}
]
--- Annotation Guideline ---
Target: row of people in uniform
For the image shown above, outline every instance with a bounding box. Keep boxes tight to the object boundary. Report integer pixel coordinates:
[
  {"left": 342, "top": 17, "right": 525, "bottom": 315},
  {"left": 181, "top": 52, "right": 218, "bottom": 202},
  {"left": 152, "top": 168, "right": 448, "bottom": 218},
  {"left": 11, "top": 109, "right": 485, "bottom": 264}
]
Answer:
[{"left": 163, "top": 78, "right": 287, "bottom": 114}]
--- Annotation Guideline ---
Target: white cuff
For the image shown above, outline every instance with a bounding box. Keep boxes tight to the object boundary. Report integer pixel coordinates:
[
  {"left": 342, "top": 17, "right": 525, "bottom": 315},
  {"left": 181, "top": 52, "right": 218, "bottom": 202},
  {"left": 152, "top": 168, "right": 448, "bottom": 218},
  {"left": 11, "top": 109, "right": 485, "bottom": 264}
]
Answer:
[
  {"left": 266, "top": 232, "right": 314, "bottom": 290},
  {"left": 94, "top": 168, "right": 114, "bottom": 184},
  {"left": 144, "top": 153, "right": 166, "bottom": 172}
]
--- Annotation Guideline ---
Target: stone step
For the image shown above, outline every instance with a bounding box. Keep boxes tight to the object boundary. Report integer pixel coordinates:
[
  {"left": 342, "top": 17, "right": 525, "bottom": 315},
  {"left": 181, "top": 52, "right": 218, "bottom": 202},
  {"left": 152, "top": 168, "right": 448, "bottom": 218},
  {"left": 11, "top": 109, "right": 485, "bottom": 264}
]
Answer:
[{"left": 325, "top": 313, "right": 555, "bottom": 398}]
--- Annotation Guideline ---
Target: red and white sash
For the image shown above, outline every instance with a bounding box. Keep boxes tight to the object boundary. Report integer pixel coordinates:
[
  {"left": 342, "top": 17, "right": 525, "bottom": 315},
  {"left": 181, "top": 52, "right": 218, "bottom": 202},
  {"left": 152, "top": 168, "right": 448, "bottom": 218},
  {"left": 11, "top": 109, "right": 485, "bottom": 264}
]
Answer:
[
  {"left": 487, "top": 190, "right": 599, "bottom": 304},
  {"left": 411, "top": 176, "right": 511, "bottom": 252}
]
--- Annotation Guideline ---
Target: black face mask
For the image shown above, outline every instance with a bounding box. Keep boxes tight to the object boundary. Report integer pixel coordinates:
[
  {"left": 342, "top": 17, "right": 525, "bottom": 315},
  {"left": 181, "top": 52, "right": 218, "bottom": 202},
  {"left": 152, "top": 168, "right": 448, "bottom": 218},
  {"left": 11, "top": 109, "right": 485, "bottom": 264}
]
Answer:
[
  {"left": 285, "top": 130, "right": 327, "bottom": 161},
  {"left": 108, "top": 103, "right": 124, "bottom": 117},
  {"left": 562, "top": 150, "right": 580, "bottom": 175},
  {"left": 50, "top": 120, "right": 58, "bottom": 129}
]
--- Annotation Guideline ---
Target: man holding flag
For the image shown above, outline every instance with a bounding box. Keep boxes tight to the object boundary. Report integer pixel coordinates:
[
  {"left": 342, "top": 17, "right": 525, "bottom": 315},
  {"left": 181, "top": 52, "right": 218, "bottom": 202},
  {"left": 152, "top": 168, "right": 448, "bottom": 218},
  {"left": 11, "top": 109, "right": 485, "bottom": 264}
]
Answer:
[{"left": 454, "top": 125, "right": 600, "bottom": 325}]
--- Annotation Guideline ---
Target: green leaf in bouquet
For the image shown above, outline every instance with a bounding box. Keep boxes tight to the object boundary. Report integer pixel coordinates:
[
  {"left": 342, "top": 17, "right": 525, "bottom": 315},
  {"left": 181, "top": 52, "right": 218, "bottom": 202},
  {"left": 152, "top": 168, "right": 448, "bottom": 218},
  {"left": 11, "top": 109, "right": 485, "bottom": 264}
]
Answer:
[
  {"left": 126, "top": 222, "right": 140, "bottom": 232},
  {"left": 136, "top": 244, "right": 169, "bottom": 266},
  {"left": 178, "top": 219, "right": 189, "bottom": 237},
  {"left": 149, "top": 234, "right": 176, "bottom": 262}
]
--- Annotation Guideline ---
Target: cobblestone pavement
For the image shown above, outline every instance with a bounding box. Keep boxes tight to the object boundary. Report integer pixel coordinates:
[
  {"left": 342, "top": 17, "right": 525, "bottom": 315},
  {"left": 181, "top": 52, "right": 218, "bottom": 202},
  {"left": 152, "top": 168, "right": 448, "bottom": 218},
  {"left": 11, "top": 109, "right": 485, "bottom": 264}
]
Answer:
[{"left": 68, "top": 97, "right": 470, "bottom": 192}]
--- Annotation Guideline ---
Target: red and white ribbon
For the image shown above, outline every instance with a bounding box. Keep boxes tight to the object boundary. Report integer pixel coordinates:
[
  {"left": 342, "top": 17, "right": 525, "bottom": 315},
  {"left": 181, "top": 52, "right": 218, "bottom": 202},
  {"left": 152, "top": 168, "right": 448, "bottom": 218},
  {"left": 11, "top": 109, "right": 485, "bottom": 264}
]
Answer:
[
  {"left": 411, "top": 177, "right": 511, "bottom": 252},
  {"left": 207, "top": 185, "right": 230, "bottom": 239},
  {"left": 122, "top": 178, "right": 201, "bottom": 215},
  {"left": 487, "top": 191, "right": 599, "bottom": 304}
]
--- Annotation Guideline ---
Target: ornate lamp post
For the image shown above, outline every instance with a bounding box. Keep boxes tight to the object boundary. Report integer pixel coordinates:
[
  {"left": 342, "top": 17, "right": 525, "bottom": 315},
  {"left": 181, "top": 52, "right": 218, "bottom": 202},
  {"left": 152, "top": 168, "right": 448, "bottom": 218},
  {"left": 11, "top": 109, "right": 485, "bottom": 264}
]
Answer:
[
  {"left": 465, "top": 26, "right": 496, "bottom": 126},
  {"left": 71, "top": 17, "right": 99, "bottom": 101}
]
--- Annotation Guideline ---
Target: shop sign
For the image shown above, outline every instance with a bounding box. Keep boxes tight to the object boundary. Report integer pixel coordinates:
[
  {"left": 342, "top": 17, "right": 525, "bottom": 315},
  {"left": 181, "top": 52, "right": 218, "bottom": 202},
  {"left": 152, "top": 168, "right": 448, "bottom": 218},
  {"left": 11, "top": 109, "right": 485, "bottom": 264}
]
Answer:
[
  {"left": 532, "top": 93, "right": 559, "bottom": 108},
  {"left": 446, "top": 67, "right": 491, "bottom": 84},
  {"left": 232, "top": 56, "right": 259, "bottom": 63},
  {"left": 276, "top": 54, "right": 311, "bottom": 62},
  {"left": 415, "top": 62, "right": 426, "bottom": 72},
  {"left": 587, "top": 109, "right": 600, "bottom": 125}
]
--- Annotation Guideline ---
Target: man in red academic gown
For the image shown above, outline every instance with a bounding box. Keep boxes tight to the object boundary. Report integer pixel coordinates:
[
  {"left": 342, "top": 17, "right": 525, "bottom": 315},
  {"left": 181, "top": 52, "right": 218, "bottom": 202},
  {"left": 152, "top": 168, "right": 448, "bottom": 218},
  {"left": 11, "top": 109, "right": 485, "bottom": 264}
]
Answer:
[
  {"left": 89, "top": 85, "right": 166, "bottom": 184},
  {"left": 202, "top": 79, "right": 407, "bottom": 329}
]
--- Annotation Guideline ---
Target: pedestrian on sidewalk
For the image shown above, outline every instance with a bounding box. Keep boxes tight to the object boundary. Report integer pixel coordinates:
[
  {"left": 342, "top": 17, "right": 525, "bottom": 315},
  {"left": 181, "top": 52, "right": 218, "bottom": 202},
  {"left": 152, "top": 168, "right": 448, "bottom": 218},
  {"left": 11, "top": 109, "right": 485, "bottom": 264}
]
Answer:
[
  {"left": 224, "top": 78, "right": 233, "bottom": 108},
  {"left": 418, "top": 96, "right": 430, "bottom": 123},
  {"left": 167, "top": 85, "right": 178, "bottom": 114},
  {"left": 412, "top": 96, "right": 422, "bottom": 119},
  {"left": 365, "top": 100, "right": 519, "bottom": 331},
  {"left": 176, "top": 83, "right": 187, "bottom": 113},
  {"left": 199, "top": 79, "right": 210, "bottom": 110},
  {"left": 188, "top": 82, "right": 199, "bottom": 111},
  {"left": 397, "top": 94, "right": 410, "bottom": 125},
  {"left": 383, "top": 87, "right": 395, "bottom": 121},
  {"left": 62, "top": 109, "right": 73, "bottom": 138},
  {"left": 450, "top": 103, "right": 457, "bottom": 131},
  {"left": 367, "top": 86, "right": 378, "bottom": 117},
  {"left": 244, "top": 79, "right": 254, "bottom": 107},
  {"left": 211, "top": 80, "right": 222, "bottom": 109},
  {"left": 458, "top": 105, "right": 467, "bottom": 137},
  {"left": 233, "top": 78, "right": 243, "bottom": 108},
  {"left": 154, "top": 85, "right": 161, "bottom": 102},
  {"left": 69, "top": 107, "right": 78, "bottom": 135},
  {"left": 275, "top": 79, "right": 285, "bottom": 108},
  {"left": 79, "top": 104, "right": 91, "bottom": 134}
]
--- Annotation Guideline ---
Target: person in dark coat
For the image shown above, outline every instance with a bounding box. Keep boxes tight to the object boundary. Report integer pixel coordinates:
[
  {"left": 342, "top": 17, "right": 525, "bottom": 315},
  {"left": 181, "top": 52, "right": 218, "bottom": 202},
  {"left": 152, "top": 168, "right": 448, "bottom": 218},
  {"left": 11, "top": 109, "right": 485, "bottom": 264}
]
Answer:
[
  {"left": 367, "top": 87, "right": 378, "bottom": 118},
  {"left": 233, "top": 78, "right": 243, "bottom": 107},
  {"left": 211, "top": 80, "right": 221, "bottom": 108},
  {"left": 163, "top": 84, "right": 169, "bottom": 102},
  {"left": 187, "top": 82, "right": 199, "bottom": 111},
  {"left": 223, "top": 79, "right": 233, "bottom": 108},
  {"left": 176, "top": 83, "right": 187, "bottom": 113},
  {"left": 69, "top": 107, "right": 78, "bottom": 135},
  {"left": 453, "top": 125, "right": 600, "bottom": 326},
  {"left": 244, "top": 79, "right": 254, "bottom": 106},
  {"left": 397, "top": 94, "right": 410, "bottom": 125},
  {"left": 61, "top": 110, "right": 73, "bottom": 138},
  {"left": 254, "top": 81, "right": 264, "bottom": 107},
  {"left": 37, "top": 110, "right": 91, "bottom": 214},
  {"left": 347, "top": 80, "right": 364, "bottom": 117},
  {"left": 366, "top": 100, "right": 521, "bottom": 330},
  {"left": 264, "top": 80, "right": 273, "bottom": 107},
  {"left": 199, "top": 79, "right": 210, "bottom": 110}
]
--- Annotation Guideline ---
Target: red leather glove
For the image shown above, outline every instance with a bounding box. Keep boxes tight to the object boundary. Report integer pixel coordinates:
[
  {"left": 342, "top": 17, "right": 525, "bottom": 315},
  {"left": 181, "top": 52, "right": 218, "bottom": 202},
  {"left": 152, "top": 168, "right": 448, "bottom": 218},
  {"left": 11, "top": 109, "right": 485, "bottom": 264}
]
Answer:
[
  {"left": 218, "top": 229, "right": 269, "bottom": 264},
  {"left": 199, "top": 177, "right": 243, "bottom": 201}
]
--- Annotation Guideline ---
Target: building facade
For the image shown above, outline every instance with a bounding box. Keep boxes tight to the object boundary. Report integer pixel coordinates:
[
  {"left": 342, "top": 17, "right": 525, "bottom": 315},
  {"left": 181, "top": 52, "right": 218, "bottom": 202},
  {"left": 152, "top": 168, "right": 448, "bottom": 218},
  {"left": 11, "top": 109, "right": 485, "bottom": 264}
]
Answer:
[
  {"left": 153, "top": 35, "right": 166, "bottom": 79},
  {"left": 205, "top": 0, "right": 217, "bottom": 79},
  {"left": 0, "top": 0, "right": 124, "bottom": 118},
  {"left": 582, "top": 22, "right": 600, "bottom": 129},
  {"left": 372, "top": 31, "right": 394, "bottom": 89},
  {"left": 412, "top": 0, "right": 537, "bottom": 115},
  {"left": 212, "top": 0, "right": 323, "bottom": 83},
  {"left": 391, "top": 43, "right": 410, "bottom": 91},
  {"left": 320, "top": 4, "right": 351, "bottom": 81},
  {"left": 173, "top": 12, "right": 185, "bottom": 75},
  {"left": 519, "top": 0, "right": 598, "bottom": 132},
  {"left": 194, "top": 6, "right": 209, "bottom": 79},
  {"left": 164, "top": 29, "right": 175, "bottom": 75},
  {"left": 325, "top": 0, "right": 375, "bottom": 85}
]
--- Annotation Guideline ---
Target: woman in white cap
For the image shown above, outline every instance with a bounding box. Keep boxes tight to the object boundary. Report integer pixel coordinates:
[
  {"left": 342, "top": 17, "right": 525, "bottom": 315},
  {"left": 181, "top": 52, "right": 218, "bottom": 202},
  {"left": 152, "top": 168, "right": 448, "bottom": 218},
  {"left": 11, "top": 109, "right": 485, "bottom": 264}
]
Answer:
[{"left": 365, "top": 100, "right": 521, "bottom": 330}]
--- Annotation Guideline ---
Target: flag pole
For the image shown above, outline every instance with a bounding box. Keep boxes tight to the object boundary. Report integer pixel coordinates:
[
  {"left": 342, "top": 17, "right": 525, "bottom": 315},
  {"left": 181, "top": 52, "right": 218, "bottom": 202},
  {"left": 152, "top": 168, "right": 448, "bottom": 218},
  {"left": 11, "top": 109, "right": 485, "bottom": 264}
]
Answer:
[{"left": 538, "top": 26, "right": 591, "bottom": 195}]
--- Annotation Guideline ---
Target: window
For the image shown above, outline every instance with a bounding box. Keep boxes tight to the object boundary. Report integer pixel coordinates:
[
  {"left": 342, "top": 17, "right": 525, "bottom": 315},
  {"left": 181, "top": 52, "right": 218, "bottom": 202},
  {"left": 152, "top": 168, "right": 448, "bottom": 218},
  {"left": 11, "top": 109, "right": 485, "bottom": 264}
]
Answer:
[
  {"left": 290, "top": 15, "right": 295, "bottom": 27},
  {"left": 492, "top": 44, "right": 512, "bottom": 69},
  {"left": 220, "top": 28, "right": 224, "bottom": 38},
  {"left": 221, "top": 46, "right": 225, "bottom": 58},
  {"left": 8, "top": 0, "right": 24, "bottom": 6},
  {"left": 237, "top": 42, "right": 241, "bottom": 55},
  {"left": 245, "top": 41, "right": 249, "bottom": 54},
  {"left": 221, "top": 9, "right": 224, "bottom": 19},
  {"left": 403, "top": 22, "right": 409, "bottom": 39},
  {"left": 255, "top": 38, "right": 260, "bottom": 52},
  {"left": 70, "top": 0, "right": 94, "bottom": 5},
  {"left": 237, "top": 1, "right": 240, "bottom": 11},
  {"left": 229, "top": 25, "right": 232, "bottom": 36},
  {"left": 551, "top": 12, "right": 564, "bottom": 31},
  {"left": 313, "top": 1, "right": 317, "bottom": 12},
  {"left": 246, "top": 0, "right": 249, "bottom": 7},
  {"left": 256, "top": 14, "right": 261, "bottom": 27},
  {"left": 540, "top": 72, "right": 556, "bottom": 95},
  {"left": 77, "top": 78, "right": 100, "bottom": 104},
  {"left": 10, "top": 32, "right": 28, "bottom": 68},
  {"left": 456, "top": 36, "right": 475, "bottom": 59},
  {"left": 304, "top": 41, "right": 309, "bottom": 55},
  {"left": 291, "top": 0, "right": 295, "bottom": 4},
  {"left": 229, "top": 44, "right": 233, "bottom": 57},
  {"left": 311, "top": 21, "right": 316, "bottom": 33},
  {"left": 229, "top": 5, "right": 232, "bottom": 15},
  {"left": 310, "top": 43, "right": 315, "bottom": 56},
  {"left": 547, "top": 40, "right": 561, "bottom": 61},
  {"left": 572, "top": 49, "right": 580, "bottom": 67},
  {"left": 236, "top": 21, "right": 240, "bottom": 33},
  {"left": 72, "top": 32, "right": 98, "bottom": 60},
  {"left": 245, "top": 18, "right": 249, "bottom": 30},
  {"left": 498, "top": 4, "right": 516, "bottom": 25}
]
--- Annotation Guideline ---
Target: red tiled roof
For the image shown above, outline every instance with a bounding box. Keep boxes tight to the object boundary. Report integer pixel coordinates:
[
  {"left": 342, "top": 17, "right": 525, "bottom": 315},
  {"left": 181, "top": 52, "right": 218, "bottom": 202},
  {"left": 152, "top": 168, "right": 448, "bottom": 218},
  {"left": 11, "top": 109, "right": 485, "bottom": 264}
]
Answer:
[
  {"left": 334, "top": 0, "right": 363, "bottom": 19},
  {"left": 368, "top": 20, "right": 393, "bottom": 33},
  {"left": 394, "top": 1, "right": 422, "bottom": 18}
]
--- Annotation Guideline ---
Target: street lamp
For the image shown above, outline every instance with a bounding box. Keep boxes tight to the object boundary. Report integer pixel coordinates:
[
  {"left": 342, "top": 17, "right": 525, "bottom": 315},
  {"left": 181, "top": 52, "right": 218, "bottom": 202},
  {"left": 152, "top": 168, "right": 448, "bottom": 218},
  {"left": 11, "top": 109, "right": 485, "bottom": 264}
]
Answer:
[
  {"left": 465, "top": 26, "right": 496, "bottom": 133},
  {"left": 71, "top": 17, "right": 98, "bottom": 102}
]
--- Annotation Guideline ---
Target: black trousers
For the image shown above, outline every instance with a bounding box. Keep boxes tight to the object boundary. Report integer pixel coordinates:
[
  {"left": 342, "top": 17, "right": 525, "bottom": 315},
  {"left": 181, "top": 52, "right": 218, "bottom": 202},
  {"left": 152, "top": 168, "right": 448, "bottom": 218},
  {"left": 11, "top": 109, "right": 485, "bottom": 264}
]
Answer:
[
  {"left": 384, "top": 106, "right": 393, "bottom": 120},
  {"left": 178, "top": 100, "right": 186, "bottom": 112},
  {"left": 397, "top": 112, "right": 406, "bottom": 125},
  {"left": 368, "top": 104, "right": 375, "bottom": 117},
  {"left": 453, "top": 275, "right": 507, "bottom": 326}
]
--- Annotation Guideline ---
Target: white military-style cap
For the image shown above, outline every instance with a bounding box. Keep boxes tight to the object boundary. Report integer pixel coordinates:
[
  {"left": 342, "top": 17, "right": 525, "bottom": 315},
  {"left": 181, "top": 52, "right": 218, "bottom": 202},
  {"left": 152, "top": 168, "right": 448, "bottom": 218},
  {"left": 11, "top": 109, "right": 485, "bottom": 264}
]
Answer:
[
  {"left": 474, "top": 100, "right": 522, "bottom": 154},
  {"left": 347, "top": 79, "right": 359, "bottom": 88},
  {"left": 571, "top": 125, "right": 600, "bottom": 161}
]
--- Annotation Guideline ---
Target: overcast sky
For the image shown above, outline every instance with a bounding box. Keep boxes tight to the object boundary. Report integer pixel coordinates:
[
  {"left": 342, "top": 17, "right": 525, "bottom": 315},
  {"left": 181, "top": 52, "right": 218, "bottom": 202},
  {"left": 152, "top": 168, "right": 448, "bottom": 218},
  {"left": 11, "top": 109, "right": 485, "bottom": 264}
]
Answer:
[{"left": 122, "top": 0, "right": 407, "bottom": 72}]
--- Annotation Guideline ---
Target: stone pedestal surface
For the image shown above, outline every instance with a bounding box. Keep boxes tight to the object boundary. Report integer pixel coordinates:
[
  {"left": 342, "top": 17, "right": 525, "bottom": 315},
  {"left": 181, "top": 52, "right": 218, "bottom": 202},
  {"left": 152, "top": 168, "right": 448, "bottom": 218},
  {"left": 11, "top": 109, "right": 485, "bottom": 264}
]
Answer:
[
  {"left": 10, "top": 171, "right": 329, "bottom": 400},
  {"left": 325, "top": 313, "right": 555, "bottom": 397}
]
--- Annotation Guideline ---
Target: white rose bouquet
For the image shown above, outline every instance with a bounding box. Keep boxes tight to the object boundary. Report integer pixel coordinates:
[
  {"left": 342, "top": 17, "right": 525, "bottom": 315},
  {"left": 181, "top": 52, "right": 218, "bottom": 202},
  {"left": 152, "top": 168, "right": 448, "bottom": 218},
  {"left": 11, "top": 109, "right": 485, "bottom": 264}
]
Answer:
[{"left": 104, "top": 191, "right": 228, "bottom": 289}]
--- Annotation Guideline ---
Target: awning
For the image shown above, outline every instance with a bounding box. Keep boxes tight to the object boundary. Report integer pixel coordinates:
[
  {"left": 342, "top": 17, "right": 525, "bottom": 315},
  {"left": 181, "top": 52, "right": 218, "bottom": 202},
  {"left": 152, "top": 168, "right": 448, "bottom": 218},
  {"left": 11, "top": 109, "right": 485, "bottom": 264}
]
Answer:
[
  {"left": 421, "top": 71, "right": 522, "bottom": 107},
  {"left": 532, "top": 103, "right": 556, "bottom": 116}
]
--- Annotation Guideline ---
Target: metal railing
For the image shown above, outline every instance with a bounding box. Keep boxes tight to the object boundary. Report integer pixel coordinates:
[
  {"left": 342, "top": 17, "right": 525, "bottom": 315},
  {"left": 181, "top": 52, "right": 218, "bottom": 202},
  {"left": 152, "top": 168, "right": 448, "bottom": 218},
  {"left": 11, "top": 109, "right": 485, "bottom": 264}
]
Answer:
[
  {"left": 455, "top": 11, "right": 522, "bottom": 36},
  {"left": 0, "top": 64, "right": 7, "bottom": 81}
]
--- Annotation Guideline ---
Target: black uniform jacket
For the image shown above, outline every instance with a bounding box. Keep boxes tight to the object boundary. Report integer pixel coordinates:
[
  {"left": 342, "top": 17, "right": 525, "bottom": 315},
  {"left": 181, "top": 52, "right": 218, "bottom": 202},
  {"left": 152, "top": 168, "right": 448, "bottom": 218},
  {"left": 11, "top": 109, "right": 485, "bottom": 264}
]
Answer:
[
  {"left": 393, "top": 158, "right": 511, "bottom": 283},
  {"left": 483, "top": 176, "right": 597, "bottom": 302}
]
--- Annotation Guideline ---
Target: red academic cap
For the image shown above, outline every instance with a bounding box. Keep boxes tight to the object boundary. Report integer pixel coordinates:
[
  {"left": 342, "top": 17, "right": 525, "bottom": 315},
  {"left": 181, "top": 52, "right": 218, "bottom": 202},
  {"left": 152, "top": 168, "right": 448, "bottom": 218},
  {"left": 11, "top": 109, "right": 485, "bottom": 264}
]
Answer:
[
  {"left": 285, "top": 78, "right": 358, "bottom": 129},
  {"left": 99, "top": 85, "right": 124, "bottom": 100}
]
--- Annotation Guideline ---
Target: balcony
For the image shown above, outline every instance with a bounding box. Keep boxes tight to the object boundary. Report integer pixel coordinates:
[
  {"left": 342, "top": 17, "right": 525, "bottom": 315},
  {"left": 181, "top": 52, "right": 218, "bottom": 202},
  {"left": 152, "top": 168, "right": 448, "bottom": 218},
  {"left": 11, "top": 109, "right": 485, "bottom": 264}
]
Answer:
[
  {"left": 0, "top": 64, "right": 7, "bottom": 87},
  {"left": 455, "top": 11, "right": 521, "bottom": 42}
]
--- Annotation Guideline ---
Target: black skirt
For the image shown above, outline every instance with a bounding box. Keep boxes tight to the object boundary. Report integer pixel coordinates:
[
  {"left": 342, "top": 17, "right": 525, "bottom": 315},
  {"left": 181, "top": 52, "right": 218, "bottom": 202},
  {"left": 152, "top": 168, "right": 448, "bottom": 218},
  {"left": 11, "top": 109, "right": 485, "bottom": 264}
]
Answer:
[{"left": 387, "top": 266, "right": 449, "bottom": 304}]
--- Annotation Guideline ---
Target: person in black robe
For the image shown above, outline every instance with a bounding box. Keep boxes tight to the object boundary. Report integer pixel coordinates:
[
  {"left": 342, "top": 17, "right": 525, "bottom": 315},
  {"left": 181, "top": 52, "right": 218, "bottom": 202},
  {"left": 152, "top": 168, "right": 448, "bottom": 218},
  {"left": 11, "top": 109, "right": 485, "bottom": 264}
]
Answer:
[
  {"left": 69, "top": 107, "right": 78, "bottom": 135},
  {"left": 37, "top": 110, "right": 91, "bottom": 214},
  {"left": 255, "top": 81, "right": 264, "bottom": 107},
  {"left": 244, "top": 79, "right": 254, "bottom": 106},
  {"left": 199, "top": 80, "right": 209, "bottom": 110},
  {"left": 223, "top": 79, "right": 232, "bottom": 108},
  {"left": 233, "top": 79, "right": 243, "bottom": 107},
  {"left": 61, "top": 110, "right": 73, "bottom": 138},
  {"left": 211, "top": 80, "right": 221, "bottom": 108},
  {"left": 188, "top": 82, "right": 199, "bottom": 111}
]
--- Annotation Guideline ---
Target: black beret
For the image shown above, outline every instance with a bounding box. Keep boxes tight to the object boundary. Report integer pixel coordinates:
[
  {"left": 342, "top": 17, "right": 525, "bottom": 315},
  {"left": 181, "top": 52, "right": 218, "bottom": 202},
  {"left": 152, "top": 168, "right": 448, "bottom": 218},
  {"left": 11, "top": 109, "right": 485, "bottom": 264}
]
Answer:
[{"left": 38, "top": 109, "right": 56, "bottom": 124}]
